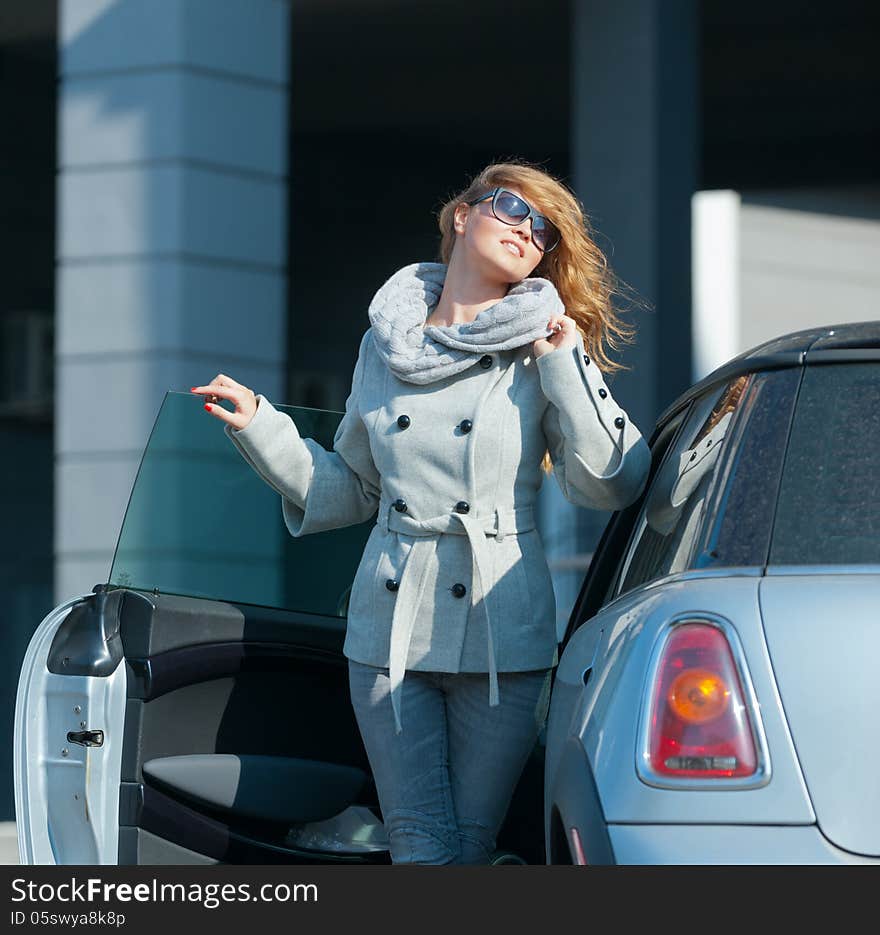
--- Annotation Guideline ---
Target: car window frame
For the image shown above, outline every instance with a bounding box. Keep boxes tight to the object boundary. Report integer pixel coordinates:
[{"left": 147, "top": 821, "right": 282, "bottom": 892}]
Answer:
[
  {"left": 610, "top": 374, "right": 760, "bottom": 601},
  {"left": 606, "top": 403, "right": 694, "bottom": 603},
  {"left": 558, "top": 401, "right": 693, "bottom": 653}
]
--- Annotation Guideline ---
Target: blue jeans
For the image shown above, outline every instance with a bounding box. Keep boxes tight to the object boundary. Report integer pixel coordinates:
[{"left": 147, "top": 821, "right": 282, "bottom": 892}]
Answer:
[{"left": 347, "top": 659, "right": 553, "bottom": 865}]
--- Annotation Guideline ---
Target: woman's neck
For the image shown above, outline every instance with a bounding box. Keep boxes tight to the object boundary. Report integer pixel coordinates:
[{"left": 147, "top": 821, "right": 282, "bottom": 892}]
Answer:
[{"left": 424, "top": 255, "right": 510, "bottom": 327}]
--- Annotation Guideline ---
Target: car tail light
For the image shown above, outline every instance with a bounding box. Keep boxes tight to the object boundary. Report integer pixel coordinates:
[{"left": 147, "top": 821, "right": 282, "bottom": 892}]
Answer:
[{"left": 646, "top": 621, "right": 758, "bottom": 779}]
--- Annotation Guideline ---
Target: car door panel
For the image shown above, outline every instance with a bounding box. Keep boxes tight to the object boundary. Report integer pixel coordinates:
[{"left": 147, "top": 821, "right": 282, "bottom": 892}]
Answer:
[
  {"left": 15, "top": 595, "right": 128, "bottom": 865},
  {"left": 16, "top": 392, "right": 392, "bottom": 865},
  {"left": 118, "top": 591, "right": 384, "bottom": 864}
]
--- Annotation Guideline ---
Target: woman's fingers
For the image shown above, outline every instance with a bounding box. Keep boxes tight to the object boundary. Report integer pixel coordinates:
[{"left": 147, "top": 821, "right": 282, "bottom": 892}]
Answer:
[
  {"left": 206, "top": 403, "right": 255, "bottom": 433},
  {"left": 552, "top": 314, "right": 574, "bottom": 330},
  {"left": 200, "top": 394, "right": 254, "bottom": 430},
  {"left": 535, "top": 314, "right": 578, "bottom": 356},
  {"left": 203, "top": 400, "right": 232, "bottom": 423},
  {"left": 208, "top": 372, "right": 247, "bottom": 391},
  {"left": 191, "top": 373, "right": 251, "bottom": 399},
  {"left": 191, "top": 374, "right": 257, "bottom": 431},
  {"left": 190, "top": 384, "right": 240, "bottom": 403}
]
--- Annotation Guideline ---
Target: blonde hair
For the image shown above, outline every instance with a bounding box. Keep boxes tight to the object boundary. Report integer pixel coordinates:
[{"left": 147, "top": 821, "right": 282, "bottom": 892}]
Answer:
[{"left": 435, "top": 159, "right": 647, "bottom": 475}]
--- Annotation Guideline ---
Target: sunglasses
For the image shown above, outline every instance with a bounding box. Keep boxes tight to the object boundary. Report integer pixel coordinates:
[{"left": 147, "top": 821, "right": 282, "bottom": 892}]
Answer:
[{"left": 466, "top": 187, "right": 561, "bottom": 254}]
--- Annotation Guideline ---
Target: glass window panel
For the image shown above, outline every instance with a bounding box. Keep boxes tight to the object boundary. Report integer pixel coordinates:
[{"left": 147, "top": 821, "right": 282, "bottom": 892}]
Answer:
[
  {"left": 108, "top": 391, "right": 374, "bottom": 616},
  {"left": 771, "top": 362, "right": 880, "bottom": 565},
  {"left": 616, "top": 375, "right": 753, "bottom": 595},
  {"left": 700, "top": 368, "right": 799, "bottom": 568}
]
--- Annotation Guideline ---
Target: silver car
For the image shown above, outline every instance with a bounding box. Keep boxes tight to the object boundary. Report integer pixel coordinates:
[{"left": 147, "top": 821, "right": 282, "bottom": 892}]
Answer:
[
  {"left": 544, "top": 319, "right": 880, "bottom": 864},
  {"left": 14, "top": 321, "right": 879, "bottom": 865}
]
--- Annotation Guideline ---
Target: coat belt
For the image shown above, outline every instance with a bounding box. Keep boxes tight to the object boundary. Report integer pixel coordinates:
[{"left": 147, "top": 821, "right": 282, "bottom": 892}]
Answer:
[{"left": 376, "top": 502, "right": 537, "bottom": 734}]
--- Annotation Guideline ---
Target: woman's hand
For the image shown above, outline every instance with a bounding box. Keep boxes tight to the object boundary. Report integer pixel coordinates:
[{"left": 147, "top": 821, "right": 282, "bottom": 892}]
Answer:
[
  {"left": 190, "top": 373, "right": 258, "bottom": 431},
  {"left": 532, "top": 313, "right": 578, "bottom": 359}
]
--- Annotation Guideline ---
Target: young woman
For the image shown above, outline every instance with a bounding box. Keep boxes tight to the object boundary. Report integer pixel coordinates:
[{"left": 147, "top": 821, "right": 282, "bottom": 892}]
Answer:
[{"left": 191, "top": 160, "right": 652, "bottom": 864}]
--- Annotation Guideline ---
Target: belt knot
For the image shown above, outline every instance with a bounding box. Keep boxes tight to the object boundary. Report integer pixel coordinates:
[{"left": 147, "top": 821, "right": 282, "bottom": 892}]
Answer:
[{"left": 376, "top": 500, "right": 537, "bottom": 734}]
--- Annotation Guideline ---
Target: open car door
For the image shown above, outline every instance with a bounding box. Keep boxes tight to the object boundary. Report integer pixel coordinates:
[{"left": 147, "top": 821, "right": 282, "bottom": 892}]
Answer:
[{"left": 15, "top": 390, "right": 389, "bottom": 865}]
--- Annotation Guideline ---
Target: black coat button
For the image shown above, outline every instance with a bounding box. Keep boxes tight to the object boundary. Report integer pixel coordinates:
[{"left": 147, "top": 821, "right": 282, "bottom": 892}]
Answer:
[
  {"left": 479, "top": 355, "right": 493, "bottom": 368},
  {"left": 690, "top": 452, "right": 697, "bottom": 461},
  {"left": 451, "top": 583, "right": 467, "bottom": 598},
  {"left": 393, "top": 498, "right": 407, "bottom": 512},
  {"left": 598, "top": 388, "right": 608, "bottom": 399},
  {"left": 583, "top": 354, "right": 590, "bottom": 366},
  {"left": 459, "top": 419, "right": 473, "bottom": 433},
  {"left": 397, "top": 414, "right": 411, "bottom": 429},
  {"left": 455, "top": 501, "right": 470, "bottom": 514},
  {"left": 614, "top": 416, "right": 625, "bottom": 429},
  {"left": 385, "top": 578, "right": 399, "bottom": 592}
]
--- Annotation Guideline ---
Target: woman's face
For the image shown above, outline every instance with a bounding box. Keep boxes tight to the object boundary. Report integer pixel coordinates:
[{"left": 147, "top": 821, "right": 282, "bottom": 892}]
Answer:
[{"left": 454, "top": 186, "right": 545, "bottom": 282}]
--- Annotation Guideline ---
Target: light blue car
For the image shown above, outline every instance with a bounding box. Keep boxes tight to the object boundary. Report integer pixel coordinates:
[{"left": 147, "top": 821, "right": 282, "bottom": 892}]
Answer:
[{"left": 14, "top": 321, "right": 879, "bottom": 865}]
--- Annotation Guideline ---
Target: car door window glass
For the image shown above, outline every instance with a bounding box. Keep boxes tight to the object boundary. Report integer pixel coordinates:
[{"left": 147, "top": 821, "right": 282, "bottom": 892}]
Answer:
[
  {"left": 599, "top": 406, "right": 690, "bottom": 608},
  {"left": 616, "top": 376, "right": 751, "bottom": 596},
  {"left": 107, "top": 391, "right": 374, "bottom": 615}
]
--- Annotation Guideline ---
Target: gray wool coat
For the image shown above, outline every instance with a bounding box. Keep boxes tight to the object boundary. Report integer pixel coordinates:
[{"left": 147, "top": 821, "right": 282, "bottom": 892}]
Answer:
[{"left": 223, "top": 262, "right": 652, "bottom": 733}]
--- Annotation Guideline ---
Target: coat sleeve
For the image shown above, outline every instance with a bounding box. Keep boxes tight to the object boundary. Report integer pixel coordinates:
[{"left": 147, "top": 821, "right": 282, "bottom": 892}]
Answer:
[
  {"left": 223, "top": 329, "right": 381, "bottom": 536},
  {"left": 536, "top": 329, "right": 652, "bottom": 512}
]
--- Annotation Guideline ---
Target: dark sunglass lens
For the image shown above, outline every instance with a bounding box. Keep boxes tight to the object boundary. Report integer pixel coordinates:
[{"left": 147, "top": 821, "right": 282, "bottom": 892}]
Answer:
[
  {"left": 534, "top": 217, "right": 560, "bottom": 252},
  {"left": 494, "top": 190, "right": 529, "bottom": 223}
]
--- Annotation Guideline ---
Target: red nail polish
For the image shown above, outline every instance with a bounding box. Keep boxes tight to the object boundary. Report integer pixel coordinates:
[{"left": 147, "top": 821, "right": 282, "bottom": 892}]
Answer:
[
  {"left": 190, "top": 387, "right": 196, "bottom": 392},
  {"left": 204, "top": 403, "right": 211, "bottom": 411}
]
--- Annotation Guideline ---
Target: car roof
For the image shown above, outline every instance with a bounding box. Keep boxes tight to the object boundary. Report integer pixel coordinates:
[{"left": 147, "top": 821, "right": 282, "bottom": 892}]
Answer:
[{"left": 655, "top": 319, "right": 880, "bottom": 430}]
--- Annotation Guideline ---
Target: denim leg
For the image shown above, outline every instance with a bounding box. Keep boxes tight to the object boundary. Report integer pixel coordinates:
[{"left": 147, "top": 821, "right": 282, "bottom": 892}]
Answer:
[
  {"left": 444, "top": 668, "right": 553, "bottom": 864},
  {"left": 347, "top": 659, "right": 461, "bottom": 865}
]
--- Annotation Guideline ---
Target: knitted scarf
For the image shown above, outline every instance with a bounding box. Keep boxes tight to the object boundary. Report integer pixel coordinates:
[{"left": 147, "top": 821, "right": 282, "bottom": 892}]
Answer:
[{"left": 367, "top": 261, "right": 564, "bottom": 385}]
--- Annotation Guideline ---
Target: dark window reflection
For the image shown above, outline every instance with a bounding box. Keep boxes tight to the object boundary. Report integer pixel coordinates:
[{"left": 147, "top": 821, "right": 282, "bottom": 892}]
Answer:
[
  {"left": 618, "top": 376, "right": 753, "bottom": 594},
  {"left": 771, "top": 363, "right": 880, "bottom": 565}
]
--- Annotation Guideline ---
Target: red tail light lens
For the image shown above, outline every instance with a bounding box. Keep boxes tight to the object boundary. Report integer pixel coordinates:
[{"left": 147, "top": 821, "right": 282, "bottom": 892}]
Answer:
[{"left": 647, "top": 622, "right": 758, "bottom": 778}]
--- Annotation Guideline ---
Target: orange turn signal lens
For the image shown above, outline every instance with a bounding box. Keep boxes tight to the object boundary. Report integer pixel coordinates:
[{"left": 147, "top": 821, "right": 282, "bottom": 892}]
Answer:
[{"left": 667, "top": 667, "right": 730, "bottom": 724}]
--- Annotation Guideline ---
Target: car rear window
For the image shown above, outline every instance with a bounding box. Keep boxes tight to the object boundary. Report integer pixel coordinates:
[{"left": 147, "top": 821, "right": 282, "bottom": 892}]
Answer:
[{"left": 770, "top": 362, "right": 880, "bottom": 565}]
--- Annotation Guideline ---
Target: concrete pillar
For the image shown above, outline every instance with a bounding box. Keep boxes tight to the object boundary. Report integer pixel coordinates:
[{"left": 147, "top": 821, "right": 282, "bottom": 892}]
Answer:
[
  {"left": 541, "top": 0, "right": 698, "bottom": 636},
  {"left": 56, "top": 0, "right": 289, "bottom": 603}
]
